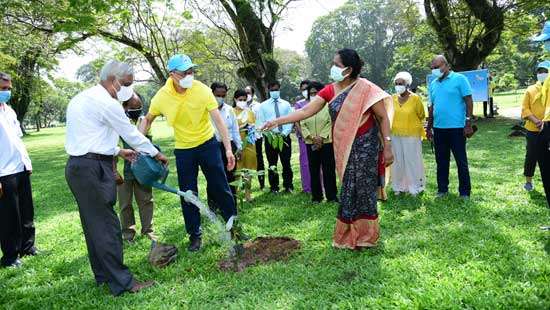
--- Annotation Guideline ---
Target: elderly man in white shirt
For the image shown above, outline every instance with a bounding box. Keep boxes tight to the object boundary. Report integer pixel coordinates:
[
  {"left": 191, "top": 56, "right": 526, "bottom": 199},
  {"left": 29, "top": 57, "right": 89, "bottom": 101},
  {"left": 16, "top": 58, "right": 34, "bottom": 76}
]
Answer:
[
  {"left": 65, "top": 61, "right": 168, "bottom": 296},
  {"left": 0, "top": 72, "right": 37, "bottom": 269}
]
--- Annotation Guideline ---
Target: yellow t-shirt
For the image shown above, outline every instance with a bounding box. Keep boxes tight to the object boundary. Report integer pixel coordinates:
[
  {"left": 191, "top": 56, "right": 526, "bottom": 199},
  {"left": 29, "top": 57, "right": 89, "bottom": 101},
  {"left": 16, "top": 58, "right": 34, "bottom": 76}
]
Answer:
[
  {"left": 149, "top": 78, "right": 218, "bottom": 149},
  {"left": 521, "top": 83, "right": 544, "bottom": 132},
  {"left": 391, "top": 93, "right": 426, "bottom": 137}
]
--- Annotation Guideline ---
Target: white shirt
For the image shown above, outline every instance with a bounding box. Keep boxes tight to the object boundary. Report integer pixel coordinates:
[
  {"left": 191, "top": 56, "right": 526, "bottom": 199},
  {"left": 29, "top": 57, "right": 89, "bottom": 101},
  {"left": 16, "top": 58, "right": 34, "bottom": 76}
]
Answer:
[
  {"left": 212, "top": 104, "right": 242, "bottom": 150},
  {"left": 65, "top": 85, "right": 159, "bottom": 157},
  {"left": 248, "top": 100, "right": 262, "bottom": 138},
  {"left": 0, "top": 103, "right": 32, "bottom": 177}
]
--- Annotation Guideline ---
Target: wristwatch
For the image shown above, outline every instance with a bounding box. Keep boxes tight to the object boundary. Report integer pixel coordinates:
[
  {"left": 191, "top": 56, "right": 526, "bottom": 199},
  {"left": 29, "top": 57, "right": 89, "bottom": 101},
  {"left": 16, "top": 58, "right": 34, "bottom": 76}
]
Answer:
[
  {"left": 384, "top": 136, "right": 392, "bottom": 142},
  {"left": 466, "top": 116, "right": 472, "bottom": 121}
]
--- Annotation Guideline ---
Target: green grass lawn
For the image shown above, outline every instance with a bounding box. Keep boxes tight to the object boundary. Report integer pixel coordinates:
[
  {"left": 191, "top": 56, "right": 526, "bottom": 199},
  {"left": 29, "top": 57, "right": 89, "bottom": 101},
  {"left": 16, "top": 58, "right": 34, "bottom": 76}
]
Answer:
[{"left": 1, "top": 118, "right": 549, "bottom": 309}]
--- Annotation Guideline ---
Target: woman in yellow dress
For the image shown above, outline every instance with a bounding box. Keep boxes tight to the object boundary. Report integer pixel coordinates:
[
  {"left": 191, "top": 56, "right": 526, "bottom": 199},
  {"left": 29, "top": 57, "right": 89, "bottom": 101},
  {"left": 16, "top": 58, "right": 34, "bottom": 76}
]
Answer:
[
  {"left": 390, "top": 71, "right": 426, "bottom": 195},
  {"left": 233, "top": 89, "right": 258, "bottom": 201}
]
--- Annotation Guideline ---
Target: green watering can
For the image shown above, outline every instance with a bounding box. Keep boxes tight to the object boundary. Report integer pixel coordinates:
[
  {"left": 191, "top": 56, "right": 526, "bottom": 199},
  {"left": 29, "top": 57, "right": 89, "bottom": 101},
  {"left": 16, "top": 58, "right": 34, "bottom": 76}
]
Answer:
[{"left": 130, "top": 153, "right": 234, "bottom": 242}]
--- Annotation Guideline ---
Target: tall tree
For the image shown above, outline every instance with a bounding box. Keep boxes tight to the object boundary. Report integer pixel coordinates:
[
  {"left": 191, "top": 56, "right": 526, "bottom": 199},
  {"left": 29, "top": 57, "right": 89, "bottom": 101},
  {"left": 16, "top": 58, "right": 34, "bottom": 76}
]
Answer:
[
  {"left": 194, "top": 0, "right": 297, "bottom": 100},
  {"left": 306, "top": 0, "right": 421, "bottom": 88},
  {"left": 424, "top": 0, "right": 506, "bottom": 71}
]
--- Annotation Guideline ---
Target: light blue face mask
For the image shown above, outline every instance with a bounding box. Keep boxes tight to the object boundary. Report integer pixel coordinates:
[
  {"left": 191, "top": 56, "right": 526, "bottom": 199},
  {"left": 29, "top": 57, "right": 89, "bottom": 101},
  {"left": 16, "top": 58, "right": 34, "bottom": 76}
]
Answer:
[
  {"left": 0, "top": 90, "right": 11, "bottom": 103},
  {"left": 431, "top": 68, "right": 443, "bottom": 78},
  {"left": 215, "top": 97, "right": 225, "bottom": 107},
  {"left": 270, "top": 91, "right": 281, "bottom": 100}
]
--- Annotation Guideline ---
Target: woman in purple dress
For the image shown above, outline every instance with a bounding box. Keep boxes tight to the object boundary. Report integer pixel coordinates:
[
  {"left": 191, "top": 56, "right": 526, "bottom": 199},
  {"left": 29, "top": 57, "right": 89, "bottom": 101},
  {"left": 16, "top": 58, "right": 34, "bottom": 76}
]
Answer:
[{"left": 294, "top": 80, "right": 312, "bottom": 193}]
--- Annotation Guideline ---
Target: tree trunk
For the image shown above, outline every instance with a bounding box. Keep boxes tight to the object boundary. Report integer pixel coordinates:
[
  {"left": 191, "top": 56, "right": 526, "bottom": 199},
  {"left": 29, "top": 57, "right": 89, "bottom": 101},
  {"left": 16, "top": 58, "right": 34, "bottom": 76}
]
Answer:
[
  {"left": 11, "top": 51, "right": 39, "bottom": 135},
  {"left": 424, "top": 0, "right": 504, "bottom": 71},
  {"left": 222, "top": 0, "right": 279, "bottom": 101}
]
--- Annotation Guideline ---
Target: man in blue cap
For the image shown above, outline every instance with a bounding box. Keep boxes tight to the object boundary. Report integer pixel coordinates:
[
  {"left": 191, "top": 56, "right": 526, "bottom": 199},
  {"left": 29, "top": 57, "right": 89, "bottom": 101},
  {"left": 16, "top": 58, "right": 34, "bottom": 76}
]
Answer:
[
  {"left": 532, "top": 21, "right": 550, "bottom": 230},
  {"left": 140, "top": 54, "right": 246, "bottom": 251}
]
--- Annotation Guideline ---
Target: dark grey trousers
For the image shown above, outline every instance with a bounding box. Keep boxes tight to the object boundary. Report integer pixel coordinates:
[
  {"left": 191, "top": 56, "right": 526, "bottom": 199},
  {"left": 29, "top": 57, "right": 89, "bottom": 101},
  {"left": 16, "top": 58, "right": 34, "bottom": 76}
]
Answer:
[{"left": 65, "top": 156, "right": 134, "bottom": 296}]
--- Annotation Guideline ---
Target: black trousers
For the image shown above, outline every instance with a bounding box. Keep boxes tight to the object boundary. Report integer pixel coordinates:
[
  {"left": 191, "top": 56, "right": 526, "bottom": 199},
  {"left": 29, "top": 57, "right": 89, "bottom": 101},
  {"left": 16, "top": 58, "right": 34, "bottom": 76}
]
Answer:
[
  {"left": 174, "top": 138, "right": 237, "bottom": 240},
  {"left": 265, "top": 135, "right": 293, "bottom": 191},
  {"left": 536, "top": 126, "right": 550, "bottom": 207},
  {"left": 433, "top": 128, "right": 471, "bottom": 196},
  {"left": 0, "top": 170, "right": 35, "bottom": 266},
  {"left": 255, "top": 137, "right": 265, "bottom": 189},
  {"left": 208, "top": 141, "right": 237, "bottom": 209},
  {"left": 65, "top": 156, "right": 134, "bottom": 296},
  {"left": 524, "top": 131, "right": 538, "bottom": 178},
  {"left": 306, "top": 143, "right": 338, "bottom": 202}
]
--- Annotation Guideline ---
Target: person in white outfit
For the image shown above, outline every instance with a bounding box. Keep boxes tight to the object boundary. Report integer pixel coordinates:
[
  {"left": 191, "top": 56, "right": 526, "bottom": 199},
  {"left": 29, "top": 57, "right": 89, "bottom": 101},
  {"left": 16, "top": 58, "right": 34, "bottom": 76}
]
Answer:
[{"left": 390, "top": 71, "right": 426, "bottom": 195}]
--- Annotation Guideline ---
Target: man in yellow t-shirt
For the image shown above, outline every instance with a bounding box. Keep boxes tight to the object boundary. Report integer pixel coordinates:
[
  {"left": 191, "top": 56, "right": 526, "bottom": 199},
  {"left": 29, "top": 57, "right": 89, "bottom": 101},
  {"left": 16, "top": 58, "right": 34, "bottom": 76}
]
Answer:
[
  {"left": 532, "top": 21, "right": 550, "bottom": 216},
  {"left": 140, "top": 54, "right": 241, "bottom": 252},
  {"left": 520, "top": 61, "right": 549, "bottom": 192}
]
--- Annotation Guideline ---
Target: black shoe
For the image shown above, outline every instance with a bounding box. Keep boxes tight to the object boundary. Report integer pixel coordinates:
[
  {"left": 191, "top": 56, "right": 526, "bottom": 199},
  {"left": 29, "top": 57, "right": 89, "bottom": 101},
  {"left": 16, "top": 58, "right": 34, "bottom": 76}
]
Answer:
[
  {"left": 1, "top": 258, "right": 22, "bottom": 268},
  {"left": 21, "top": 247, "right": 39, "bottom": 257},
  {"left": 283, "top": 188, "right": 294, "bottom": 194},
  {"left": 270, "top": 189, "right": 280, "bottom": 194},
  {"left": 187, "top": 238, "right": 201, "bottom": 252}
]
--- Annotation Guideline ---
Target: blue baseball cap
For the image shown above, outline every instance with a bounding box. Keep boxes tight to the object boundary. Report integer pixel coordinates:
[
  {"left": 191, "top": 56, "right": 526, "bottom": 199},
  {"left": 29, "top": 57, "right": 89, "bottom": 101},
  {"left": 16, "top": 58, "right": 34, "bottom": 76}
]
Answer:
[
  {"left": 537, "top": 60, "right": 550, "bottom": 70},
  {"left": 167, "top": 54, "right": 197, "bottom": 72},
  {"left": 533, "top": 21, "right": 550, "bottom": 42}
]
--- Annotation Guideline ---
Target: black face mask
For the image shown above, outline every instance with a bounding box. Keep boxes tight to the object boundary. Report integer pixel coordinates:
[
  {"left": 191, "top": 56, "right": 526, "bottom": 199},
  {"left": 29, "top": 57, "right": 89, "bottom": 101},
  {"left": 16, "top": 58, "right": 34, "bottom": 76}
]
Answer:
[{"left": 126, "top": 109, "right": 142, "bottom": 120}]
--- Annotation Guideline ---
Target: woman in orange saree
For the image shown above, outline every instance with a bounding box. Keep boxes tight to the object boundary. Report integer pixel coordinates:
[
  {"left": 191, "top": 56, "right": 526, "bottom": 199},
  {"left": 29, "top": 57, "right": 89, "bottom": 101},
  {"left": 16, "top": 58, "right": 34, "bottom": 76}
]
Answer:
[{"left": 262, "top": 49, "right": 394, "bottom": 249}]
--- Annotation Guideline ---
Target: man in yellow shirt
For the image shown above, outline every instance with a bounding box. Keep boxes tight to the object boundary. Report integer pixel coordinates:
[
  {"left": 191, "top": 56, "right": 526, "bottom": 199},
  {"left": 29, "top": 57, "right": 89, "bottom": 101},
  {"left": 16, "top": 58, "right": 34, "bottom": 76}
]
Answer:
[
  {"left": 532, "top": 21, "right": 550, "bottom": 216},
  {"left": 520, "top": 61, "right": 549, "bottom": 192},
  {"left": 140, "top": 54, "right": 241, "bottom": 252}
]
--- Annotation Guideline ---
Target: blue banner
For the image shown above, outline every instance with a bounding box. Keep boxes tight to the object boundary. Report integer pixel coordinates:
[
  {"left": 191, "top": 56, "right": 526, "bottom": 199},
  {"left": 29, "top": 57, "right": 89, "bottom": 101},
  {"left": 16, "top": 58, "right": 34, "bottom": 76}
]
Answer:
[{"left": 427, "top": 69, "right": 490, "bottom": 102}]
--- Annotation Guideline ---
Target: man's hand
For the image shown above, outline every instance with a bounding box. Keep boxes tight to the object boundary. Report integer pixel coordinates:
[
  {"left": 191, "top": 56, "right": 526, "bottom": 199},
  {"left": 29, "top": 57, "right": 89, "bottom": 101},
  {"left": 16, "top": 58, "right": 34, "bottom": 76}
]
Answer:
[
  {"left": 226, "top": 150, "right": 236, "bottom": 171},
  {"left": 115, "top": 172, "right": 124, "bottom": 185},
  {"left": 426, "top": 127, "right": 433, "bottom": 141},
  {"left": 155, "top": 152, "right": 169, "bottom": 165},
  {"left": 0, "top": 182, "right": 3, "bottom": 199},
  {"left": 261, "top": 119, "right": 279, "bottom": 131},
  {"left": 531, "top": 116, "right": 544, "bottom": 130},
  {"left": 464, "top": 122, "right": 474, "bottom": 138},
  {"left": 118, "top": 149, "right": 137, "bottom": 162}
]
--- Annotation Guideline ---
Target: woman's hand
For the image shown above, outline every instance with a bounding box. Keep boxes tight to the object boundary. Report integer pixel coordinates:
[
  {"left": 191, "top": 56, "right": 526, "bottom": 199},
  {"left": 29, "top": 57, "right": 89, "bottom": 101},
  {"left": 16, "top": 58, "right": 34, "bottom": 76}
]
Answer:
[
  {"left": 383, "top": 145, "right": 394, "bottom": 167},
  {"left": 261, "top": 119, "right": 279, "bottom": 131}
]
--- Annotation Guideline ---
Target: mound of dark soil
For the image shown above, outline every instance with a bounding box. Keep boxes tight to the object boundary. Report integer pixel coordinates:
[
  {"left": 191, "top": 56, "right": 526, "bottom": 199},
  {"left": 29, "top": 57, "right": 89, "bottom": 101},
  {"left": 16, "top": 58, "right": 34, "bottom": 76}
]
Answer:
[{"left": 219, "top": 236, "right": 301, "bottom": 272}]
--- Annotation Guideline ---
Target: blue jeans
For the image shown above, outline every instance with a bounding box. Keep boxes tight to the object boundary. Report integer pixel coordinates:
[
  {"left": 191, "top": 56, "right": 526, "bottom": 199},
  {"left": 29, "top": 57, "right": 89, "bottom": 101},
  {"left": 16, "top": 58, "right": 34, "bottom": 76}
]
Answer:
[
  {"left": 433, "top": 128, "right": 471, "bottom": 196},
  {"left": 174, "top": 138, "right": 237, "bottom": 239}
]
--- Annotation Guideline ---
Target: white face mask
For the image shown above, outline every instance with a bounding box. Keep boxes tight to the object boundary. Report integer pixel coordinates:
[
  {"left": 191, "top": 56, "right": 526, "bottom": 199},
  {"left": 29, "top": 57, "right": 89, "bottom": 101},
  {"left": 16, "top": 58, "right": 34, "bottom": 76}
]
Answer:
[
  {"left": 537, "top": 73, "right": 548, "bottom": 83},
  {"left": 395, "top": 85, "right": 407, "bottom": 95},
  {"left": 236, "top": 100, "right": 248, "bottom": 109},
  {"left": 178, "top": 74, "right": 194, "bottom": 89},
  {"left": 246, "top": 94, "right": 252, "bottom": 102},
  {"left": 330, "top": 65, "right": 349, "bottom": 82},
  {"left": 117, "top": 85, "right": 134, "bottom": 102},
  {"left": 431, "top": 68, "right": 443, "bottom": 78},
  {"left": 302, "top": 90, "right": 308, "bottom": 98}
]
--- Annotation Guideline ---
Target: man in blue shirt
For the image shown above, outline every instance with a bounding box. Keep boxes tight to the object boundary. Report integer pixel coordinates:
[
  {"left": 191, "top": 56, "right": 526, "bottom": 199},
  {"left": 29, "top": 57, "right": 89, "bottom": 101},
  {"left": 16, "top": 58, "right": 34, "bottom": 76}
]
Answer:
[
  {"left": 257, "top": 81, "right": 294, "bottom": 193},
  {"left": 426, "top": 55, "right": 474, "bottom": 199}
]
